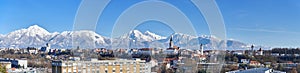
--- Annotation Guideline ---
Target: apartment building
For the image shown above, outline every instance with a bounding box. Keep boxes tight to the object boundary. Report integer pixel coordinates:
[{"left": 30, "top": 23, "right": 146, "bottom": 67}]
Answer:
[{"left": 52, "top": 59, "right": 151, "bottom": 73}]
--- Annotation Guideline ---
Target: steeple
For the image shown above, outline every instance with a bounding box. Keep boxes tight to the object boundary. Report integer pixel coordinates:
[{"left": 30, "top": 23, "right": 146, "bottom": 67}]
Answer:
[
  {"left": 200, "top": 44, "right": 203, "bottom": 55},
  {"left": 46, "top": 43, "right": 49, "bottom": 47},
  {"left": 250, "top": 45, "right": 254, "bottom": 56},
  {"left": 251, "top": 45, "right": 254, "bottom": 51},
  {"left": 169, "top": 35, "right": 173, "bottom": 48}
]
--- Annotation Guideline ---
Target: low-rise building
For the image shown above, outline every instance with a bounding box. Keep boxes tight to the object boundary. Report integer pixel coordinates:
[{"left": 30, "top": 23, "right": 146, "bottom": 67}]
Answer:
[
  {"left": 240, "top": 59, "right": 250, "bottom": 64},
  {"left": 249, "top": 60, "right": 262, "bottom": 66},
  {"left": 0, "top": 58, "right": 27, "bottom": 68},
  {"left": 0, "top": 62, "right": 11, "bottom": 69}
]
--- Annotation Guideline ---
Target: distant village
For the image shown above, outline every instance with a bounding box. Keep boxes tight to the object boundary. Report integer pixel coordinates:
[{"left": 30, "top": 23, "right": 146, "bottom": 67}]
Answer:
[{"left": 0, "top": 37, "right": 299, "bottom": 73}]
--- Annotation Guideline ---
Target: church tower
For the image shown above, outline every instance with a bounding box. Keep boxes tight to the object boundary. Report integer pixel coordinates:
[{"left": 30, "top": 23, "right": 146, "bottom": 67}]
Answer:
[
  {"left": 200, "top": 44, "right": 204, "bottom": 55},
  {"left": 46, "top": 43, "right": 51, "bottom": 53},
  {"left": 250, "top": 45, "right": 254, "bottom": 56},
  {"left": 169, "top": 35, "right": 173, "bottom": 48}
]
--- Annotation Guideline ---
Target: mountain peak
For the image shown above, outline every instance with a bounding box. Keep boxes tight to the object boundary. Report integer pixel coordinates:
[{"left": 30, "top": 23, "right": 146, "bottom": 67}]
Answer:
[
  {"left": 130, "top": 30, "right": 142, "bottom": 34},
  {"left": 144, "top": 30, "right": 151, "bottom": 34},
  {"left": 5, "top": 25, "right": 50, "bottom": 36},
  {"left": 27, "top": 25, "right": 49, "bottom": 34},
  {"left": 28, "top": 25, "right": 42, "bottom": 29}
]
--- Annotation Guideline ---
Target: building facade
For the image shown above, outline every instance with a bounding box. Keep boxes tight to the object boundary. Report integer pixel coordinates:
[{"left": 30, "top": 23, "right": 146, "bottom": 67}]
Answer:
[
  {"left": 52, "top": 59, "right": 151, "bottom": 73},
  {"left": 0, "top": 62, "right": 11, "bottom": 69},
  {"left": 0, "top": 58, "right": 27, "bottom": 69}
]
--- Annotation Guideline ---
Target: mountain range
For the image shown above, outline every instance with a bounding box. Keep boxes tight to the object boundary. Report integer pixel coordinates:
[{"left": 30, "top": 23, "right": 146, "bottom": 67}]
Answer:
[{"left": 0, "top": 25, "right": 260, "bottom": 50}]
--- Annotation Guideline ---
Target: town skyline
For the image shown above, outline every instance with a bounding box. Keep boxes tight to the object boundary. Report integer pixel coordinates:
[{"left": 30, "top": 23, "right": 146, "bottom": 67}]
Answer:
[{"left": 1, "top": 0, "right": 299, "bottom": 73}]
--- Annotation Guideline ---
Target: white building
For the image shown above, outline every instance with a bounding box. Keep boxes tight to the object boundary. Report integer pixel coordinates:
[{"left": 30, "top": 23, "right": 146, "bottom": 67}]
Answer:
[
  {"left": 17, "top": 59, "right": 28, "bottom": 69},
  {"left": 7, "top": 68, "right": 38, "bottom": 73},
  {"left": 28, "top": 49, "right": 38, "bottom": 54}
]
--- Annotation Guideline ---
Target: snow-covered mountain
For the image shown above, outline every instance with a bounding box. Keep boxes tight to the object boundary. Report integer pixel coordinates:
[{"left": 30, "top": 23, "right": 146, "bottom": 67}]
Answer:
[
  {"left": 0, "top": 25, "right": 252, "bottom": 50},
  {"left": 0, "top": 34, "right": 3, "bottom": 44},
  {"left": 144, "top": 31, "right": 166, "bottom": 40},
  {"left": 0, "top": 25, "right": 53, "bottom": 48},
  {"left": 112, "top": 30, "right": 166, "bottom": 48},
  {"left": 48, "top": 30, "right": 110, "bottom": 48},
  {"left": 109, "top": 30, "right": 248, "bottom": 50},
  {"left": 0, "top": 25, "right": 110, "bottom": 48}
]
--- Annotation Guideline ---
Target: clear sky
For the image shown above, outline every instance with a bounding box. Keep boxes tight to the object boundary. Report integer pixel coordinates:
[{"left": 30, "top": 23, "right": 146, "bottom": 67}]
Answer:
[{"left": 1, "top": 0, "right": 300, "bottom": 47}]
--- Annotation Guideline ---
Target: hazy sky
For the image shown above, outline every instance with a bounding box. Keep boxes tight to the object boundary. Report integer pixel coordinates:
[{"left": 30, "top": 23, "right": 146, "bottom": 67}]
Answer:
[{"left": 1, "top": 0, "right": 300, "bottom": 47}]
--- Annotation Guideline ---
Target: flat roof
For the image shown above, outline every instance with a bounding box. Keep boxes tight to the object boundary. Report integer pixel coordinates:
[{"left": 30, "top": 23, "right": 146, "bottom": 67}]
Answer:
[{"left": 227, "top": 68, "right": 271, "bottom": 73}]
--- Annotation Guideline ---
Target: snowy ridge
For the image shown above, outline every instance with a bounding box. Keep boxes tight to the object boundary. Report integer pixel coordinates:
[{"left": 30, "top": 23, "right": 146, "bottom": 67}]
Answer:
[
  {"left": 0, "top": 34, "right": 3, "bottom": 44},
  {"left": 144, "top": 31, "right": 166, "bottom": 40},
  {"left": 0, "top": 25, "right": 253, "bottom": 50}
]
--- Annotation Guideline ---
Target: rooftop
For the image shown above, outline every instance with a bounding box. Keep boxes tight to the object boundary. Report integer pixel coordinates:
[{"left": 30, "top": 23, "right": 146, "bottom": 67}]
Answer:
[{"left": 226, "top": 68, "right": 286, "bottom": 73}]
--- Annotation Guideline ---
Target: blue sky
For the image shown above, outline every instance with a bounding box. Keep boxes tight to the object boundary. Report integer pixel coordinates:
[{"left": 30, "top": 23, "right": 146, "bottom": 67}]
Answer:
[{"left": 1, "top": 0, "right": 300, "bottom": 47}]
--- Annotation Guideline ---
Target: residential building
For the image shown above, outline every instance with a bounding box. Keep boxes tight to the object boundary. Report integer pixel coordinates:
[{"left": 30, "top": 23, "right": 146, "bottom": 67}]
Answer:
[
  {"left": 240, "top": 59, "right": 250, "bottom": 64},
  {"left": 52, "top": 59, "right": 151, "bottom": 73},
  {"left": 0, "top": 62, "right": 11, "bottom": 69},
  {"left": 0, "top": 58, "right": 28, "bottom": 68},
  {"left": 7, "top": 68, "right": 38, "bottom": 73},
  {"left": 249, "top": 60, "right": 262, "bottom": 66}
]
